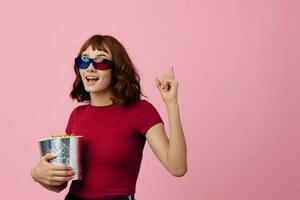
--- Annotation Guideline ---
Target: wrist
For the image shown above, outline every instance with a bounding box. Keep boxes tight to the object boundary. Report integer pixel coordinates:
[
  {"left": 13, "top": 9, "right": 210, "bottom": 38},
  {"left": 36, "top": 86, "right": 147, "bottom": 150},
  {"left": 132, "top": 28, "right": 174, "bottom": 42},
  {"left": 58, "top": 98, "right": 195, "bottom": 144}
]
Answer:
[{"left": 166, "top": 100, "right": 179, "bottom": 110}]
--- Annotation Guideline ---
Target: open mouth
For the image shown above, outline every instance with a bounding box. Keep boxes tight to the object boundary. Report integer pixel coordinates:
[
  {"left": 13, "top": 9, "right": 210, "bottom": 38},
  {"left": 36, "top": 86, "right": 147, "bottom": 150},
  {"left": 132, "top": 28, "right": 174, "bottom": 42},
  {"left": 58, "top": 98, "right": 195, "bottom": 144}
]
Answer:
[{"left": 85, "top": 75, "right": 100, "bottom": 82}]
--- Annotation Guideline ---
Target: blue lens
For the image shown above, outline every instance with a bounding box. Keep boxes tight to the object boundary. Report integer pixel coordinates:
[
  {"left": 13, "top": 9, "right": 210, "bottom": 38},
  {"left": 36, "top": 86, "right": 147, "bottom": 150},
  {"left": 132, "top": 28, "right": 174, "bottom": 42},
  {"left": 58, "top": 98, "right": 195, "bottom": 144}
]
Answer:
[
  {"left": 81, "top": 56, "right": 90, "bottom": 63},
  {"left": 75, "top": 57, "right": 91, "bottom": 69}
]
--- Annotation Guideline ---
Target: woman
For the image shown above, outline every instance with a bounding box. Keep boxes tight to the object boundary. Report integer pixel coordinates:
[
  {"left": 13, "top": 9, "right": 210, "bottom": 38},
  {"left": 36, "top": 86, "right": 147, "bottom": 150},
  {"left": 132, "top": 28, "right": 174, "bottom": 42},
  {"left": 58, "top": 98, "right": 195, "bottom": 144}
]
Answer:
[{"left": 31, "top": 34, "right": 187, "bottom": 200}]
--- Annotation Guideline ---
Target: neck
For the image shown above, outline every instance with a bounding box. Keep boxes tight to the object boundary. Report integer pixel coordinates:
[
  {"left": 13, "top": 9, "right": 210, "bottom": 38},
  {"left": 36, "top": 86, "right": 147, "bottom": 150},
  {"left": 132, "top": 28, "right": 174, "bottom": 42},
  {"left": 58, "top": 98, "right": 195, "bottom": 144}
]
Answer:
[{"left": 89, "top": 89, "right": 115, "bottom": 107}]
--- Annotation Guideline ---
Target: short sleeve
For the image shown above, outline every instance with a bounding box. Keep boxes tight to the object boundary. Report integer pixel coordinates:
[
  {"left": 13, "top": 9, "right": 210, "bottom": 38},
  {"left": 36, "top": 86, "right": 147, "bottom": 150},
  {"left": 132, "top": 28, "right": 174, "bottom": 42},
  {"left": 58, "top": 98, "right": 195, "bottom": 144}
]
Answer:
[
  {"left": 65, "top": 107, "right": 78, "bottom": 135},
  {"left": 135, "top": 100, "right": 164, "bottom": 135}
]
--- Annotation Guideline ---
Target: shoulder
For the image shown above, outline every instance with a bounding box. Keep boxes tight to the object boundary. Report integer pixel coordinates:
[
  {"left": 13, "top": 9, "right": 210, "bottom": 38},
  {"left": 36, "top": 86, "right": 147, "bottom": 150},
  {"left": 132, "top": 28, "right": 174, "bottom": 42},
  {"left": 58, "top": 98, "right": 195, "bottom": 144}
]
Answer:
[
  {"left": 126, "top": 99, "right": 157, "bottom": 111},
  {"left": 134, "top": 99, "right": 155, "bottom": 108},
  {"left": 127, "top": 99, "right": 161, "bottom": 116},
  {"left": 69, "top": 104, "right": 89, "bottom": 116},
  {"left": 76, "top": 104, "right": 89, "bottom": 111}
]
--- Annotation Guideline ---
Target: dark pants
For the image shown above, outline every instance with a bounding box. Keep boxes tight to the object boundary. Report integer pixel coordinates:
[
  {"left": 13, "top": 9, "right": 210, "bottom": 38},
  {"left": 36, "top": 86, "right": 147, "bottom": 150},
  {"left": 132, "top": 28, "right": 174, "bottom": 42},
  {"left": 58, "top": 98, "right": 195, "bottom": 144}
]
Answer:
[{"left": 64, "top": 192, "right": 136, "bottom": 200}]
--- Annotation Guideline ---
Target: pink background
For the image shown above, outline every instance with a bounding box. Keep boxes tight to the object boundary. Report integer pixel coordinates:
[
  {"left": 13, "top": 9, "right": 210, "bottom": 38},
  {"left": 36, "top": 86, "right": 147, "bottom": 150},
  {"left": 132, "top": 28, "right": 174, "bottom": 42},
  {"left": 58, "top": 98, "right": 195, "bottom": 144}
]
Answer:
[{"left": 0, "top": 0, "right": 299, "bottom": 199}]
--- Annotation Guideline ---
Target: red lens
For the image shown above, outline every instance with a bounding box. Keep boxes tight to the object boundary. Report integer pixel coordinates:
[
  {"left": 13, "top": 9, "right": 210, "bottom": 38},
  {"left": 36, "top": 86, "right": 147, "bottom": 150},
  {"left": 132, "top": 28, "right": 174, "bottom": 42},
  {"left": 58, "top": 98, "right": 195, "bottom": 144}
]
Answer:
[
  {"left": 93, "top": 59, "right": 114, "bottom": 70},
  {"left": 93, "top": 62, "right": 110, "bottom": 70}
]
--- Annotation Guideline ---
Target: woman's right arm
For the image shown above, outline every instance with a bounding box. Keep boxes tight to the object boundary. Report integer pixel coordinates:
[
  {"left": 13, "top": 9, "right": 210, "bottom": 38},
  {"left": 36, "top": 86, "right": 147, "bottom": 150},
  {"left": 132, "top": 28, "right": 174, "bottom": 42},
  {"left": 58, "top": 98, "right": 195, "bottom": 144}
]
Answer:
[{"left": 31, "top": 153, "right": 75, "bottom": 193}]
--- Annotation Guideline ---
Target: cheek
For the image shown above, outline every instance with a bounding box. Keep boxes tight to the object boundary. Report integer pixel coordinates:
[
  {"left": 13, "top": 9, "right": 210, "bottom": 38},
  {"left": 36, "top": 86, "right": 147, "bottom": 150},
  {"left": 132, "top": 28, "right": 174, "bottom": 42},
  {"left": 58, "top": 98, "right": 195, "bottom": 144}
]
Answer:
[
  {"left": 79, "top": 70, "right": 85, "bottom": 80},
  {"left": 99, "top": 71, "right": 112, "bottom": 84}
]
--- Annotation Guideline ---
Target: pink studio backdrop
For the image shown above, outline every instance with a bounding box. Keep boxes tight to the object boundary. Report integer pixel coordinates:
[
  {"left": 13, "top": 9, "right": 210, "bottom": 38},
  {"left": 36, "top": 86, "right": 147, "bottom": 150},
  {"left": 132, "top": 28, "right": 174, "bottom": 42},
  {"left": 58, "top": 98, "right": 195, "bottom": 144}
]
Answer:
[{"left": 0, "top": 0, "right": 299, "bottom": 199}]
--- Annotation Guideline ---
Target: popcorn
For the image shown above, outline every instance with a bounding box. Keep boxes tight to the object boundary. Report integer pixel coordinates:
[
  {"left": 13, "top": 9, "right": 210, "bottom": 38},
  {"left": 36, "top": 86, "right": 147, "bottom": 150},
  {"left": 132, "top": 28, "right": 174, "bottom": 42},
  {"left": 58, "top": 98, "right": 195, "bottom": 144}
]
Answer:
[{"left": 50, "top": 133, "right": 78, "bottom": 138}]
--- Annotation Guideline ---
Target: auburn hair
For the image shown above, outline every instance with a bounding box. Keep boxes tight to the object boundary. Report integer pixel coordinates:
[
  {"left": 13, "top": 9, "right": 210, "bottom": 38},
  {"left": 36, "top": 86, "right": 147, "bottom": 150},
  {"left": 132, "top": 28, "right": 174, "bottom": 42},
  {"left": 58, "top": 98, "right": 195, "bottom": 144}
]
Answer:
[{"left": 70, "top": 34, "right": 145, "bottom": 105}]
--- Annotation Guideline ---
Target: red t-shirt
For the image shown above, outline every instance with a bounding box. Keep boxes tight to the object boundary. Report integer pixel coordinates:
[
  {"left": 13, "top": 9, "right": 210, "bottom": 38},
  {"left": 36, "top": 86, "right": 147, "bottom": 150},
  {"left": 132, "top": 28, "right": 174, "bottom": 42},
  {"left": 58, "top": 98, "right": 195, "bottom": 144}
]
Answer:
[{"left": 65, "top": 99, "right": 164, "bottom": 199}]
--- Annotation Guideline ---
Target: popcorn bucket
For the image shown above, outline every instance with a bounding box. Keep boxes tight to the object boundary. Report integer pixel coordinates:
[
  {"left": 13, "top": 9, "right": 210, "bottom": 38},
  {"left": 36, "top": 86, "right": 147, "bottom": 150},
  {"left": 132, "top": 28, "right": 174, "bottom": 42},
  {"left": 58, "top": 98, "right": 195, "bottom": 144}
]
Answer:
[{"left": 38, "top": 135, "right": 83, "bottom": 180}]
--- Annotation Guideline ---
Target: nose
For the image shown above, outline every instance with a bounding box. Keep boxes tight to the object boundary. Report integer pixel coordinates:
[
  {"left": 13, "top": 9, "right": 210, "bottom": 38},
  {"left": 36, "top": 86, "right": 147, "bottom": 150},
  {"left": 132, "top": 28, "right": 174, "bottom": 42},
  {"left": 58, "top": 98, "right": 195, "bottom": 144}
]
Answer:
[{"left": 86, "top": 62, "right": 96, "bottom": 72}]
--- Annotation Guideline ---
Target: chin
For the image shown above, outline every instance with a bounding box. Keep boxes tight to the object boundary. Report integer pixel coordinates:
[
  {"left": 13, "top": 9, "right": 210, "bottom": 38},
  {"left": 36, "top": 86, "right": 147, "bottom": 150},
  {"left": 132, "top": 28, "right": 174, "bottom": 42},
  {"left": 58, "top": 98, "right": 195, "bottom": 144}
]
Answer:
[
  {"left": 84, "top": 85, "right": 110, "bottom": 93},
  {"left": 84, "top": 88, "right": 100, "bottom": 93}
]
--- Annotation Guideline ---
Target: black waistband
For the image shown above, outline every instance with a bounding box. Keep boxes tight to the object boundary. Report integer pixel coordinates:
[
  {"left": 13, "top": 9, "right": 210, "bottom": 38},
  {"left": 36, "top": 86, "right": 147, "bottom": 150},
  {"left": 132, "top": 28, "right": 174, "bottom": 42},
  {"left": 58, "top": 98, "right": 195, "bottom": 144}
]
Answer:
[{"left": 65, "top": 192, "right": 135, "bottom": 200}]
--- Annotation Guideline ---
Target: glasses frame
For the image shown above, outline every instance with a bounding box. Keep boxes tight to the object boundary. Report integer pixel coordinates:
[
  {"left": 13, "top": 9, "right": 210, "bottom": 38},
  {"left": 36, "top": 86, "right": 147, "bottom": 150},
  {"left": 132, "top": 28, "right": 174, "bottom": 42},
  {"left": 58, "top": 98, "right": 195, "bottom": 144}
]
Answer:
[{"left": 75, "top": 56, "right": 115, "bottom": 70}]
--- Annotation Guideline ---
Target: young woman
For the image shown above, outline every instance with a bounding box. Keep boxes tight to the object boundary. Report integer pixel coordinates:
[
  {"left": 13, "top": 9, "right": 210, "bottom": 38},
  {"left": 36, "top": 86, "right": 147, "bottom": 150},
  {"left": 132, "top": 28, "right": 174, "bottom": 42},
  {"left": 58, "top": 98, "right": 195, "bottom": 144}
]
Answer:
[{"left": 31, "top": 34, "right": 187, "bottom": 200}]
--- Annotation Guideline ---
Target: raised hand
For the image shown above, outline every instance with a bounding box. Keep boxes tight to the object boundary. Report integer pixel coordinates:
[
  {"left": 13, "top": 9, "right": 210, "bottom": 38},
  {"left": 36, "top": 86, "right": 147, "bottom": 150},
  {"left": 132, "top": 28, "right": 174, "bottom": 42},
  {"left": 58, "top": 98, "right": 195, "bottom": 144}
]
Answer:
[{"left": 155, "top": 67, "right": 178, "bottom": 105}]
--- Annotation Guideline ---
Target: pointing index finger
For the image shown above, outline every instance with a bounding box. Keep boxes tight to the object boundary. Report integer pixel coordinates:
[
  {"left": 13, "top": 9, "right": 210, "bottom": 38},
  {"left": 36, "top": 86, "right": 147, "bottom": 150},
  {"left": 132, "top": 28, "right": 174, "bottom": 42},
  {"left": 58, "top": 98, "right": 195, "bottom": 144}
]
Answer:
[{"left": 169, "top": 67, "right": 174, "bottom": 79}]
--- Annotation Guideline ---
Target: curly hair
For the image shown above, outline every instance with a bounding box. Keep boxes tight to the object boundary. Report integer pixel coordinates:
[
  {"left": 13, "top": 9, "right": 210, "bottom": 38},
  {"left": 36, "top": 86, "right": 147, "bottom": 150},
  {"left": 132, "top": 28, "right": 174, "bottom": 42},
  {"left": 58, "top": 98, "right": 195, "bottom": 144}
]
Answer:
[{"left": 70, "top": 34, "right": 145, "bottom": 105}]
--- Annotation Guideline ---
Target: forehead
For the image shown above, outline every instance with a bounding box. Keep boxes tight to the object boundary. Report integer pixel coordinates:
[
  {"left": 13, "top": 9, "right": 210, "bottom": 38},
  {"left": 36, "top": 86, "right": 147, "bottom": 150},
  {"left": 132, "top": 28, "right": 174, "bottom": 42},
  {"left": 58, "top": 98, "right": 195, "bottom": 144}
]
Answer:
[{"left": 81, "top": 44, "right": 111, "bottom": 56}]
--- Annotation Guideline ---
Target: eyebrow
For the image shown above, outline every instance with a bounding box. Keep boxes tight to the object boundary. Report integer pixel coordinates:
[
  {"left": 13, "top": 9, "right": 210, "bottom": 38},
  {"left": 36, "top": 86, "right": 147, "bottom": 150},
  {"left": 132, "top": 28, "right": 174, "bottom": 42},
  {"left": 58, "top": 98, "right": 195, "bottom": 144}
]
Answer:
[{"left": 82, "top": 53, "right": 106, "bottom": 57}]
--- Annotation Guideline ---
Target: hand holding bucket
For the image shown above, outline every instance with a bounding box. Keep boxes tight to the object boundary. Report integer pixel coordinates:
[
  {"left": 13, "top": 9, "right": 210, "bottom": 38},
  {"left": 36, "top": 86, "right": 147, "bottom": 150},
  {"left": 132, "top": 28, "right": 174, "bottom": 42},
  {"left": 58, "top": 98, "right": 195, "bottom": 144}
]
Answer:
[{"left": 38, "top": 134, "right": 83, "bottom": 180}]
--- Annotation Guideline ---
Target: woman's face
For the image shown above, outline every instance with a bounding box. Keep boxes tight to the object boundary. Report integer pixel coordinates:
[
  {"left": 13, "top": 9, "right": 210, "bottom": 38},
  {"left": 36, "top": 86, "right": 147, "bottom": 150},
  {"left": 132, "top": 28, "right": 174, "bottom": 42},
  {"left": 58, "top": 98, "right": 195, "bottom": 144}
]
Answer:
[{"left": 79, "top": 44, "right": 113, "bottom": 94}]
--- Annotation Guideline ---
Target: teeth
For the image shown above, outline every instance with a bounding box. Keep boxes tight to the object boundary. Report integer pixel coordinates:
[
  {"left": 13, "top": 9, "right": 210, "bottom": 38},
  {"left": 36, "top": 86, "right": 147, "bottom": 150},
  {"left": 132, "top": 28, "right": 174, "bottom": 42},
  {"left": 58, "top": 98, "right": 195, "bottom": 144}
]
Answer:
[
  {"left": 86, "top": 76, "right": 99, "bottom": 80},
  {"left": 86, "top": 75, "right": 100, "bottom": 82}
]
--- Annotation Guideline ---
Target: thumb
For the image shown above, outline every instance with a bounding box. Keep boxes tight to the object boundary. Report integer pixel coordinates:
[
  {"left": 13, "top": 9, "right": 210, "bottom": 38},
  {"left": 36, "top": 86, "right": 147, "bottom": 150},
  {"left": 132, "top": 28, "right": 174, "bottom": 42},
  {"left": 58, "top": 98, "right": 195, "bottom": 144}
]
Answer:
[{"left": 43, "top": 152, "right": 57, "bottom": 162}]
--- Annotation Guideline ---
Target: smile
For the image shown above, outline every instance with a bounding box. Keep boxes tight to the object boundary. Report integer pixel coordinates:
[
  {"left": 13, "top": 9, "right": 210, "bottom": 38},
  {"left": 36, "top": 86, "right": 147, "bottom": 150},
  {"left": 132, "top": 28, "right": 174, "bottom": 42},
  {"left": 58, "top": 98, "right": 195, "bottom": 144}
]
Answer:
[{"left": 86, "top": 75, "right": 100, "bottom": 82}]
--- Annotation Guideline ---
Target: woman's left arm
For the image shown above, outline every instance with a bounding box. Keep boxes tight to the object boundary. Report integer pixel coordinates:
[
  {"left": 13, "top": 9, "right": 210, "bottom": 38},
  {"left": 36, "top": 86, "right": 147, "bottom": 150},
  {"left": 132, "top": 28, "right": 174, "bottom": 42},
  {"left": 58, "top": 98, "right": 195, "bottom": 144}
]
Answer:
[{"left": 145, "top": 67, "right": 187, "bottom": 177}]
